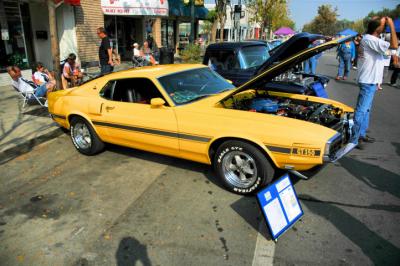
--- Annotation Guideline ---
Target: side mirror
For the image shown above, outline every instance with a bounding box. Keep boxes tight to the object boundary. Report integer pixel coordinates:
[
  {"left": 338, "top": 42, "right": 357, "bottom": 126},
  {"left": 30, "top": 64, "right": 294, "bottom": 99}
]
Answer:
[
  {"left": 226, "top": 79, "right": 233, "bottom": 84},
  {"left": 150, "top": 98, "right": 165, "bottom": 108}
]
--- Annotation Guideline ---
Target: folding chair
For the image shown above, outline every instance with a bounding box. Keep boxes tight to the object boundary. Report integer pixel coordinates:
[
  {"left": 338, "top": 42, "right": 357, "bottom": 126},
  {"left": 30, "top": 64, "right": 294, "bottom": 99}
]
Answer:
[
  {"left": 12, "top": 85, "right": 46, "bottom": 108},
  {"left": 132, "top": 56, "right": 145, "bottom": 68}
]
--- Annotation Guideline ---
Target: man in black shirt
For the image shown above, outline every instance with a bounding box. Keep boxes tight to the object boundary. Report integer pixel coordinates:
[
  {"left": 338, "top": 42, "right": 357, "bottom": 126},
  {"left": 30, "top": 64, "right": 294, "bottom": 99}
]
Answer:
[{"left": 97, "top": 27, "right": 113, "bottom": 75}]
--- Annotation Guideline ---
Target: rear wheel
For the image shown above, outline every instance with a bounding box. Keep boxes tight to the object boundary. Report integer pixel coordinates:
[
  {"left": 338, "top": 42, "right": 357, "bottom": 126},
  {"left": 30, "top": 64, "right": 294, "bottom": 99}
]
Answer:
[
  {"left": 213, "top": 140, "right": 275, "bottom": 195},
  {"left": 70, "top": 117, "right": 104, "bottom": 155}
]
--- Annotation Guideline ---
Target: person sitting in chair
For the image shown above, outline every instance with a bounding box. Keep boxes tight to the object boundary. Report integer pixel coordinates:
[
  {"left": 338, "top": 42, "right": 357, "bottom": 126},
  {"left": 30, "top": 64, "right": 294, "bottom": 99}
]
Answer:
[
  {"left": 33, "top": 62, "right": 56, "bottom": 90},
  {"left": 62, "top": 53, "right": 83, "bottom": 89},
  {"left": 7, "top": 65, "right": 54, "bottom": 98}
]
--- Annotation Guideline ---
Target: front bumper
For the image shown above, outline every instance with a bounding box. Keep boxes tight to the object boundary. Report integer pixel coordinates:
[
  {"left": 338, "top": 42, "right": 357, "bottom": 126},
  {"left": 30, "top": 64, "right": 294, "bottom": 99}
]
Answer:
[{"left": 323, "top": 114, "right": 354, "bottom": 162}]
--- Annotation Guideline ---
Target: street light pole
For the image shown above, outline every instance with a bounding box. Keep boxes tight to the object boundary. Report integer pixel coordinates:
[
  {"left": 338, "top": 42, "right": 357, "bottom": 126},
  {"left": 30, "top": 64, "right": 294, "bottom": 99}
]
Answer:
[{"left": 190, "top": 0, "right": 195, "bottom": 43}]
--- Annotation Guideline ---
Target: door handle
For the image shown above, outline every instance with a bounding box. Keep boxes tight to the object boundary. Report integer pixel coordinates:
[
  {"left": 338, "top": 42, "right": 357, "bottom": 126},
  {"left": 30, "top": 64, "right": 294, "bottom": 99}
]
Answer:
[{"left": 105, "top": 106, "right": 115, "bottom": 111}]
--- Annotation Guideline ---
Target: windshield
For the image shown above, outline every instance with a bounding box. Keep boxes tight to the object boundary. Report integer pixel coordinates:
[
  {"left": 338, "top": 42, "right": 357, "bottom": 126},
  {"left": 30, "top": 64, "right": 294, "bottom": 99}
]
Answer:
[
  {"left": 238, "top": 46, "right": 270, "bottom": 70},
  {"left": 158, "top": 67, "right": 235, "bottom": 105}
]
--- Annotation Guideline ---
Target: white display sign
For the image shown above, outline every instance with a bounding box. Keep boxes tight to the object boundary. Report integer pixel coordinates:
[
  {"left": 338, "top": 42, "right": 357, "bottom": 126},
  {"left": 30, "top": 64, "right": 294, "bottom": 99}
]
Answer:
[
  {"left": 1, "top": 29, "right": 9, "bottom": 41},
  {"left": 101, "top": 0, "right": 168, "bottom": 16}
]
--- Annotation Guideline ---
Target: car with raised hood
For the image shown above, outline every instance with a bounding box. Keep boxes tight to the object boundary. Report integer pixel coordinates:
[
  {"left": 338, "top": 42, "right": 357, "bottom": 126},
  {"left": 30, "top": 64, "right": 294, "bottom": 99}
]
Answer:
[
  {"left": 203, "top": 33, "right": 330, "bottom": 97},
  {"left": 48, "top": 36, "right": 355, "bottom": 195}
]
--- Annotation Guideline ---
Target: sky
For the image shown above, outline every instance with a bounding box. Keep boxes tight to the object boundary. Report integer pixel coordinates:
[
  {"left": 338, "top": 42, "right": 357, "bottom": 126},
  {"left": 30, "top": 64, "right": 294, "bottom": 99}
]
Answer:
[
  {"left": 289, "top": 0, "right": 398, "bottom": 30},
  {"left": 204, "top": 0, "right": 398, "bottom": 31}
]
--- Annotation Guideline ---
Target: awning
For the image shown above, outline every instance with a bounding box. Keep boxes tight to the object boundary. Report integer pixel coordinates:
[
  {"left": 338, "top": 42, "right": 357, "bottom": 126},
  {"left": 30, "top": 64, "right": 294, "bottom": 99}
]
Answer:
[
  {"left": 54, "top": 0, "right": 81, "bottom": 5},
  {"left": 101, "top": 0, "right": 169, "bottom": 16},
  {"left": 168, "top": 0, "right": 208, "bottom": 19}
]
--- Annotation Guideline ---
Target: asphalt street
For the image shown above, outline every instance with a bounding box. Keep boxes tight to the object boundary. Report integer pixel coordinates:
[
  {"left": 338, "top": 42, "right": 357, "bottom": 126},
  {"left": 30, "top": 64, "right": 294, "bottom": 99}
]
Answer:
[{"left": 0, "top": 52, "right": 399, "bottom": 266}]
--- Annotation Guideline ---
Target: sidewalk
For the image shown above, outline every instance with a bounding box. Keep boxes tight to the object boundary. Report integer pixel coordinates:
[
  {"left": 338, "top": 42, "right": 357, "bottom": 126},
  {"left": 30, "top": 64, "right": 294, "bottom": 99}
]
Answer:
[{"left": 0, "top": 85, "right": 62, "bottom": 164}]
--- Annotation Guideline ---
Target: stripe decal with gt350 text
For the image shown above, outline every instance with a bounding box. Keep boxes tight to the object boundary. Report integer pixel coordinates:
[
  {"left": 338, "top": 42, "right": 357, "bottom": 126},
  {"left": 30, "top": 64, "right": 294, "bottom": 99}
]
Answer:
[
  {"left": 92, "top": 120, "right": 212, "bottom": 143},
  {"left": 265, "top": 145, "right": 321, "bottom": 157}
]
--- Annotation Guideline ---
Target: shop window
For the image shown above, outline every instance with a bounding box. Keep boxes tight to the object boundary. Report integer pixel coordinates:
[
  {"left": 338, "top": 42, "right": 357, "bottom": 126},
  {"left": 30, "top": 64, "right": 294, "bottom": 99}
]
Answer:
[
  {"left": 0, "top": 2, "right": 34, "bottom": 72},
  {"left": 161, "top": 19, "right": 175, "bottom": 48}
]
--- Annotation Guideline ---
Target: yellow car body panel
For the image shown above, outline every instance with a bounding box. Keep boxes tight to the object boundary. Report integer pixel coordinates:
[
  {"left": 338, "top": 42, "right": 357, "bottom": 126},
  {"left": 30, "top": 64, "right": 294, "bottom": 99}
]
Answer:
[{"left": 48, "top": 64, "right": 350, "bottom": 172}]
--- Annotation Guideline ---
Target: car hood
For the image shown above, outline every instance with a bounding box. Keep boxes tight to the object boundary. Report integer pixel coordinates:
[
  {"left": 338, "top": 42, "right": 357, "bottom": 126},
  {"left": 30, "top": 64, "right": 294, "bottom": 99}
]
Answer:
[
  {"left": 256, "top": 33, "right": 325, "bottom": 74},
  {"left": 222, "top": 35, "right": 352, "bottom": 100}
]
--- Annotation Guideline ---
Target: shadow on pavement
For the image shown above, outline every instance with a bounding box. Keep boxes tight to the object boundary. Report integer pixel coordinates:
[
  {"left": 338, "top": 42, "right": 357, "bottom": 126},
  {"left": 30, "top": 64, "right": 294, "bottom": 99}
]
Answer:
[
  {"left": 22, "top": 107, "right": 50, "bottom": 118},
  {"left": 106, "top": 144, "right": 225, "bottom": 191},
  {"left": 339, "top": 156, "right": 400, "bottom": 199},
  {"left": 392, "top": 142, "right": 400, "bottom": 157},
  {"left": 0, "top": 128, "right": 64, "bottom": 165},
  {"left": 230, "top": 196, "right": 271, "bottom": 240},
  {"left": 115, "top": 237, "right": 152, "bottom": 266},
  {"left": 300, "top": 194, "right": 400, "bottom": 265}
]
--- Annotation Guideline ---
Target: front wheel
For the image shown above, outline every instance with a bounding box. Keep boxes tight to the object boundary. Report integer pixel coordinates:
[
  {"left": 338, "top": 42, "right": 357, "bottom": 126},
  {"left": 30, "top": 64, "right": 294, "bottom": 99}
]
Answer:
[
  {"left": 213, "top": 140, "right": 275, "bottom": 195},
  {"left": 70, "top": 117, "right": 104, "bottom": 155}
]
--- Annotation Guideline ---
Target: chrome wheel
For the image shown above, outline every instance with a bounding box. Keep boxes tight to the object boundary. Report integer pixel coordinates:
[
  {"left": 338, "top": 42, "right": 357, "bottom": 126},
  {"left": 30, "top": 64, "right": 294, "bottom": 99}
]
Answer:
[
  {"left": 72, "top": 122, "right": 92, "bottom": 150},
  {"left": 222, "top": 151, "right": 257, "bottom": 188}
]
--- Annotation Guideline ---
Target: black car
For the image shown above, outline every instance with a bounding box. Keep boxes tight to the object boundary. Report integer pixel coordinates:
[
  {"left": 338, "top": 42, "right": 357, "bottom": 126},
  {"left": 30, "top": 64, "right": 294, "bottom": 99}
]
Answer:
[{"left": 203, "top": 33, "right": 330, "bottom": 96}]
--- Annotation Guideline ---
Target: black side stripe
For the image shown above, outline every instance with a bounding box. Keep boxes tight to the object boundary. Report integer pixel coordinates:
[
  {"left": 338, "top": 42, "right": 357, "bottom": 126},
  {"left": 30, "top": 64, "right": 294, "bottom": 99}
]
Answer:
[
  {"left": 265, "top": 145, "right": 291, "bottom": 154},
  {"left": 92, "top": 121, "right": 211, "bottom": 143},
  {"left": 51, "top": 114, "right": 66, "bottom": 120}
]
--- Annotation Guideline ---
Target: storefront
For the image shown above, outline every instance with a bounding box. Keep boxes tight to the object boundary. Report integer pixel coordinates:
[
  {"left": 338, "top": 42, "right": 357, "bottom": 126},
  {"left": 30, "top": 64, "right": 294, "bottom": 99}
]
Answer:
[
  {"left": 0, "top": 0, "right": 34, "bottom": 73},
  {"left": 101, "top": 0, "right": 169, "bottom": 61}
]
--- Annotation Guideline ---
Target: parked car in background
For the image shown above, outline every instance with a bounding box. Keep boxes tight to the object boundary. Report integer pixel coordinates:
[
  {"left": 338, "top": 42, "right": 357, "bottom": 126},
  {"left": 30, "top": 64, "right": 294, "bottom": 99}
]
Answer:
[{"left": 203, "top": 33, "right": 331, "bottom": 97}]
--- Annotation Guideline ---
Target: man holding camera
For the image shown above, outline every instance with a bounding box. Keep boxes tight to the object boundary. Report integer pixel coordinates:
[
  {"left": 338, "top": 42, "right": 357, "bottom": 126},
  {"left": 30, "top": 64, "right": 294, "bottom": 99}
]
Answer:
[{"left": 342, "top": 17, "right": 398, "bottom": 153}]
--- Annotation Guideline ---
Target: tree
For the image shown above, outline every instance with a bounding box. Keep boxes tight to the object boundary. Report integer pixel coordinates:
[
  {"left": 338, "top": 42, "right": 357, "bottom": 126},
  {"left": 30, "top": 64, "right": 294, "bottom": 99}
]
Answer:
[
  {"left": 205, "top": 9, "right": 218, "bottom": 43},
  {"left": 247, "top": 0, "right": 295, "bottom": 39},
  {"left": 302, "top": 4, "right": 338, "bottom": 35},
  {"left": 351, "top": 19, "right": 365, "bottom": 34},
  {"left": 215, "top": 0, "right": 227, "bottom": 42}
]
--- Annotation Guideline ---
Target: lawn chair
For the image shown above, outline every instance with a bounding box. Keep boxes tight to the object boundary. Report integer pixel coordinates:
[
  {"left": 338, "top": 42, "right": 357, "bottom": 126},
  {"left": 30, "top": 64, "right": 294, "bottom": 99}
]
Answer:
[
  {"left": 12, "top": 84, "right": 46, "bottom": 108},
  {"left": 132, "top": 56, "right": 145, "bottom": 68}
]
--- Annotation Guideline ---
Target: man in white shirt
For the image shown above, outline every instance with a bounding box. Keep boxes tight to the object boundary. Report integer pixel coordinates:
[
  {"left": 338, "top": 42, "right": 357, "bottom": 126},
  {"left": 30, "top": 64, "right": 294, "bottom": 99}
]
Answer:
[{"left": 345, "top": 17, "right": 398, "bottom": 152}]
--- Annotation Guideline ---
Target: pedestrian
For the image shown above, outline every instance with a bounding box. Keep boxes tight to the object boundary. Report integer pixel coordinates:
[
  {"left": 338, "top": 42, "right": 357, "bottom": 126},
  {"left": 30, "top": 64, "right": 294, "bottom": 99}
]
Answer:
[
  {"left": 389, "top": 34, "right": 400, "bottom": 86},
  {"left": 336, "top": 37, "right": 356, "bottom": 80},
  {"left": 304, "top": 40, "right": 322, "bottom": 75},
  {"left": 97, "top": 27, "right": 113, "bottom": 75},
  {"left": 339, "top": 17, "right": 398, "bottom": 154},
  {"left": 352, "top": 34, "right": 363, "bottom": 69}
]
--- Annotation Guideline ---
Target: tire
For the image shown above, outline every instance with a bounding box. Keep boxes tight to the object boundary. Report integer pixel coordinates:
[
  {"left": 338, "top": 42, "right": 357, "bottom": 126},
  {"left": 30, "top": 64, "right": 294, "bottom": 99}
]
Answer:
[
  {"left": 213, "top": 140, "right": 275, "bottom": 195},
  {"left": 70, "top": 116, "right": 104, "bottom": 155}
]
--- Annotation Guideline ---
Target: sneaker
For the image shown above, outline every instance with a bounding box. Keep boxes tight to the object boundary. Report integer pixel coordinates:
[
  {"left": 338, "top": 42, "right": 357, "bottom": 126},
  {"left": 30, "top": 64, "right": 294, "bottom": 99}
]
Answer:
[
  {"left": 335, "top": 76, "right": 342, "bottom": 80},
  {"left": 360, "top": 135, "right": 375, "bottom": 143},
  {"left": 343, "top": 76, "right": 347, "bottom": 80},
  {"left": 352, "top": 66, "right": 357, "bottom": 70},
  {"left": 356, "top": 142, "right": 365, "bottom": 150}
]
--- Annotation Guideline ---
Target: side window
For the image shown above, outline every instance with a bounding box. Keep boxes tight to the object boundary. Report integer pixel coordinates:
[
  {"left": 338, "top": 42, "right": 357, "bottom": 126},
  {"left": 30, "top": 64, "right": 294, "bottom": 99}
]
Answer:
[
  {"left": 209, "top": 51, "right": 238, "bottom": 71},
  {"left": 105, "top": 78, "right": 166, "bottom": 105},
  {"left": 100, "top": 81, "right": 115, "bottom": 100}
]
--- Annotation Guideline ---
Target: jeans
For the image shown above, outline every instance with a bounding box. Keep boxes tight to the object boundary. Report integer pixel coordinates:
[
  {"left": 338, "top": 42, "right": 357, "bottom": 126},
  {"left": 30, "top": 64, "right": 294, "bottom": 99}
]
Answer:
[
  {"left": 350, "top": 83, "right": 377, "bottom": 144},
  {"left": 304, "top": 57, "right": 318, "bottom": 74},
  {"left": 100, "top": 64, "right": 113, "bottom": 75},
  {"left": 338, "top": 53, "right": 351, "bottom": 77},
  {"left": 34, "top": 83, "right": 47, "bottom": 97}
]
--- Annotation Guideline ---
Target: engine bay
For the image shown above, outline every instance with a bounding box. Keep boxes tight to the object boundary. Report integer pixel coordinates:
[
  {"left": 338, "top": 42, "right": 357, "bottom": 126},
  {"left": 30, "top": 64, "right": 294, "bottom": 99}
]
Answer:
[{"left": 222, "top": 90, "right": 344, "bottom": 128}]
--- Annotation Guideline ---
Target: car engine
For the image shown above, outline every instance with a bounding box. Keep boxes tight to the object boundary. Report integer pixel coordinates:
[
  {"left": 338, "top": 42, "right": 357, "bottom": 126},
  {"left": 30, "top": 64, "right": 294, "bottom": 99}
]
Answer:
[{"left": 230, "top": 94, "right": 343, "bottom": 128}]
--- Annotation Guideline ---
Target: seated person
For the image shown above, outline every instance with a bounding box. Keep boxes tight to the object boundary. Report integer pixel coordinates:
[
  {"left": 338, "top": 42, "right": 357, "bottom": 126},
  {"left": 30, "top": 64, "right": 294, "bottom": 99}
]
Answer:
[
  {"left": 33, "top": 62, "right": 56, "bottom": 90},
  {"left": 132, "top": 43, "right": 144, "bottom": 67},
  {"left": 140, "top": 41, "right": 156, "bottom": 66},
  {"left": 112, "top": 48, "right": 121, "bottom": 66},
  {"left": 62, "top": 53, "right": 83, "bottom": 89},
  {"left": 7, "top": 65, "right": 55, "bottom": 98}
]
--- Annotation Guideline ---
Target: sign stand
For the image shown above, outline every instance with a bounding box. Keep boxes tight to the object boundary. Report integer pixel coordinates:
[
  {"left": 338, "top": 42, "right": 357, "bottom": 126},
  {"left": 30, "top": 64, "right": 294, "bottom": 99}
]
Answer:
[{"left": 256, "top": 173, "right": 303, "bottom": 241}]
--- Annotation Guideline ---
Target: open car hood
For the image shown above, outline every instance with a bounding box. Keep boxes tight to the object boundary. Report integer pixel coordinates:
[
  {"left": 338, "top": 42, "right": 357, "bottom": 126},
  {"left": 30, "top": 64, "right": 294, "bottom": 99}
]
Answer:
[
  {"left": 256, "top": 33, "right": 325, "bottom": 75},
  {"left": 221, "top": 35, "right": 352, "bottom": 100}
]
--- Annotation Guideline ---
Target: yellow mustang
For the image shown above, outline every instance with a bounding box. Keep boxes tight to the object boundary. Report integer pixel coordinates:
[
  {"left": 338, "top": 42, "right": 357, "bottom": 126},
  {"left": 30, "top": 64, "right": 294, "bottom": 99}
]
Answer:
[{"left": 48, "top": 37, "right": 354, "bottom": 194}]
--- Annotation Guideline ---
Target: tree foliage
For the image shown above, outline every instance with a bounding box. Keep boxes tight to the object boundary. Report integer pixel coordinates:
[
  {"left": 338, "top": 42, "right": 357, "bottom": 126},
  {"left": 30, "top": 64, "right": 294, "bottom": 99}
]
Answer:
[
  {"left": 247, "top": 0, "right": 295, "bottom": 39},
  {"left": 302, "top": 4, "right": 338, "bottom": 35}
]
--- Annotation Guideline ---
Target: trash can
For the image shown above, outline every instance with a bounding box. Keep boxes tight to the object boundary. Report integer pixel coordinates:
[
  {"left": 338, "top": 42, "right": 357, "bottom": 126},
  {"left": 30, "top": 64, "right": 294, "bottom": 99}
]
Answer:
[{"left": 159, "top": 47, "right": 174, "bottom": 64}]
